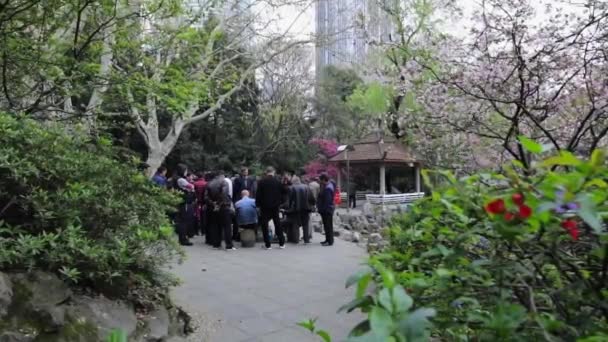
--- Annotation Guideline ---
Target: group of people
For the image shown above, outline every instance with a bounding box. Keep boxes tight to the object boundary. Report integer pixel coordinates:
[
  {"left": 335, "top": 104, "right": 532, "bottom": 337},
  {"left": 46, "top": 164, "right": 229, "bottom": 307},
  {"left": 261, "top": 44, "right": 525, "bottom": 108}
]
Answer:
[{"left": 152, "top": 165, "right": 337, "bottom": 250}]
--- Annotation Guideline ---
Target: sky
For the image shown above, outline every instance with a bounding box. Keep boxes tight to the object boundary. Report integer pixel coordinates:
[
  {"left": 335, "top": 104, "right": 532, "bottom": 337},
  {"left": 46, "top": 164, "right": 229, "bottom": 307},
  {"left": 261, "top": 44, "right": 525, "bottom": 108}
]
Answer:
[{"left": 266, "top": 0, "right": 587, "bottom": 40}]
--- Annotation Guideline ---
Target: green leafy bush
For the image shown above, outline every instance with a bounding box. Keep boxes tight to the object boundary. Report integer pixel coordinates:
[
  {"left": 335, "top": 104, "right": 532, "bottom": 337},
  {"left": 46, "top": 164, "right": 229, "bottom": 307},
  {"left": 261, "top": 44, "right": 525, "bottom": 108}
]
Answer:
[
  {"left": 378, "top": 143, "right": 608, "bottom": 340},
  {"left": 0, "top": 113, "right": 182, "bottom": 308},
  {"left": 300, "top": 262, "right": 435, "bottom": 342}
]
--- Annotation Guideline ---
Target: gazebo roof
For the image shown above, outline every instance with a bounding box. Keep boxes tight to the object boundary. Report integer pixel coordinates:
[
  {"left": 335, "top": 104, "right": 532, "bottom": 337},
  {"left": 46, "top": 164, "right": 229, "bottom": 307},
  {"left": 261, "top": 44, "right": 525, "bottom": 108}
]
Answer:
[{"left": 328, "top": 131, "right": 420, "bottom": 164}]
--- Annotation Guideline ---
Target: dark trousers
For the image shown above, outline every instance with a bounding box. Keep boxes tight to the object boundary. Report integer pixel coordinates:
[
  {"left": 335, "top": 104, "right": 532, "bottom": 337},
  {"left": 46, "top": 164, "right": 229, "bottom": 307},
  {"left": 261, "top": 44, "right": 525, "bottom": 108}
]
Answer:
[
  {"left": 208, "top": 208, "right": 233, "bottom": 249},
  {"left": 232, "top": 214, "right": 240, "bottom": 241},
  {"left": 260, "top": 207, "right": 284, "bottom": 248},
  {"left": 299, "top": 212, "right": 311, "bottom": 243},
  {"left": 321, "top": 213, "right": 334, "bottom": 244},
  {"left": 176, "top": 203, "right": 194, "bottom": 243},
  {"left": 349, "top": 195, "right": 356, "bottom": 208},
  {"left": 204, "top": 209, "right": 212, "bottom": 245}
]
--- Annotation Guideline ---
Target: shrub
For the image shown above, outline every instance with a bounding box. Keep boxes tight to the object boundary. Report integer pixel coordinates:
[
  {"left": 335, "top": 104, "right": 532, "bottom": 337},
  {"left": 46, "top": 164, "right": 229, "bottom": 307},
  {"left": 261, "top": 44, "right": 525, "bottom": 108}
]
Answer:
[
  {"left": 300, "top": 261, "right": 436, "bottom": 342},
  {"left": 378, "top": 143, "right": 608, "bottom": 340},
  {"left": 0, "top": 113, "right": 182, "bottom": 308}
]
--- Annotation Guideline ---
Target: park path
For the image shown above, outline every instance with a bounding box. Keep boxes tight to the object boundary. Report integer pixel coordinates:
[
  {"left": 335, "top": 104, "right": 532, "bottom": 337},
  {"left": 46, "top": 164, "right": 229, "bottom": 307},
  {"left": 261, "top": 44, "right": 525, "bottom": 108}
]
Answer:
[{"left": 170, "top": 235, "right": 367, "bottom": 342}]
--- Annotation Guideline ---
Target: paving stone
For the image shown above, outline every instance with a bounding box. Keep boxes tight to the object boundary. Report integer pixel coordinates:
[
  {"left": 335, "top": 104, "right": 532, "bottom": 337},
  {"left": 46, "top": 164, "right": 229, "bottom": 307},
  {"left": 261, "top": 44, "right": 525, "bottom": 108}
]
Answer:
[{"left": 171, "top": 238, "right": 366, "bottom": 341}]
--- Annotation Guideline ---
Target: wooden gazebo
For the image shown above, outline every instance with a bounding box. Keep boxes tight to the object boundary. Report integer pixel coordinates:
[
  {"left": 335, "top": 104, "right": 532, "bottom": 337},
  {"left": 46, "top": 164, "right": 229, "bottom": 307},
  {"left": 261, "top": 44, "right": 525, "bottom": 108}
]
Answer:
[{"left": 328, "top": 131, "right": 422, "bottom": 196}]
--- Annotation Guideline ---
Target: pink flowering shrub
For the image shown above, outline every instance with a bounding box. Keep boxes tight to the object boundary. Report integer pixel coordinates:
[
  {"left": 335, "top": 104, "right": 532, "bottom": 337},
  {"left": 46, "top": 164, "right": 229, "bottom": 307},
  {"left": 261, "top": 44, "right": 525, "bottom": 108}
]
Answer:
[
  {"left": 303, "top": 138, "right": 339, "bottom": 179},
  {"left": 309, "top": 138, "right": 338, "bottom": 157}
]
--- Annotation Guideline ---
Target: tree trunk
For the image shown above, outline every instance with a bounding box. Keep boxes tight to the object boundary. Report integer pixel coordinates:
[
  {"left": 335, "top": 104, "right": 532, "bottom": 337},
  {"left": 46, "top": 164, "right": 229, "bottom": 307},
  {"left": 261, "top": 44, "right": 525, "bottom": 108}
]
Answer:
[
  {"left": 145, "top": 148, "right": 167, "bottom": 178},
  {"left": 143, "top": 118, "right": 185, "bottom": 178}
]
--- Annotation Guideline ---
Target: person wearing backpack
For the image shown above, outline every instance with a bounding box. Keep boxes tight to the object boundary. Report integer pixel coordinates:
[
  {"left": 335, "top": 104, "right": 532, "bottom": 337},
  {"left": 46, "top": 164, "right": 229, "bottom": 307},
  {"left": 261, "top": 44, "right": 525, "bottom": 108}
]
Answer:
[{"left": 205, "top": 172, "right": 236, "bottom": 251}]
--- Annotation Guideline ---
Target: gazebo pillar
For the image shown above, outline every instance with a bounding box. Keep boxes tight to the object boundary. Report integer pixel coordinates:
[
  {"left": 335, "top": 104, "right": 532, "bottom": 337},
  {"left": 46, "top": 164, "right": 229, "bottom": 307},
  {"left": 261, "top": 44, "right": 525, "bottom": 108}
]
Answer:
[
  {"left": 415, "top": 164, "right": 421, "bottom": 193},
  {"left": 336, "top": 165, "right": 342, "bottom": 189},
  {"left": 379, "top": 164, "right": 386, "bottom": 195}
]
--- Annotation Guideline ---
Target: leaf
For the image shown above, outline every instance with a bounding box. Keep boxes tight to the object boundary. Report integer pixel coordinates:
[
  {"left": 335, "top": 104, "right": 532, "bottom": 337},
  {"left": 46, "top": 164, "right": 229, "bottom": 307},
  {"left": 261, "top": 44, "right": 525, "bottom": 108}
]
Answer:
[
  {"left": 377, "top": 288, "right": 393, "bottom": 313},
  {"left": 391, "top": 286, "right": 413, "bottom": 313},
  {"left": 338, "top": 296, "right": 371, "bottom": 313},
  {"left": 316, "top": 330, "right": 332, "bottom": 342},
  {"left": 398, "top": 308, "right": 436, "bottom": 340},
  {"left": 348, "top": 320, "right": 370, "bottom": 337},
  {"left": 541, "top": 152, "right": 582, "bottom": 167},
  {"left": 356, "top": 273, "right": 372, "bottom": 299},
  {"left": 578, "top": 196, "right": 603, "bottom": 233},
  {"left": 518, "top": 136, "right": 543, "bottom": 154},
  {"left": 584, "top": 179, "right": 608, "bottom": 189},
  {"left": 369, "top": 307, "right": 394, "bottom": 336},
  {"left": 297, "top": 318, "right": 317, "bottom": 333},
  {"left": 107, "top": 329, "right": 127, "bottom": 342},
  {"left": 346, "top": 269, "right": 370, "bottom": 289},
  {"left": 376, "top": 264, "right": 396, "bottom": 289},
  {"left": 590, "top": 149, "right": 605, "bottom": 167}
]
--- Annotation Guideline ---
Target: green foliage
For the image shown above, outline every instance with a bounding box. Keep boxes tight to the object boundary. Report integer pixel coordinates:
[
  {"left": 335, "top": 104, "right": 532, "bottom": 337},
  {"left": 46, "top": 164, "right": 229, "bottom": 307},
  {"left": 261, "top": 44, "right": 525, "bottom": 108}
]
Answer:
[
  {"left": 301, "top": 264, "right": 435, "bottom": 342},
  {"left": 107, "top": 329, "right": 127, "bottom": 342},
  {"left": 348, "top": 82, "right": 394, "bottom": 116},
  {"left": 313, "top": 66, "right": 370, "bottom": 141},
  {"left": 0, "top": 113, "right": 182, "bottom": 308},
  {"left": 298, "top": 318, "right": 333, "bottom": 342},
  {"left": 377, "top": 145, "right": 608, "bottom": 340}
]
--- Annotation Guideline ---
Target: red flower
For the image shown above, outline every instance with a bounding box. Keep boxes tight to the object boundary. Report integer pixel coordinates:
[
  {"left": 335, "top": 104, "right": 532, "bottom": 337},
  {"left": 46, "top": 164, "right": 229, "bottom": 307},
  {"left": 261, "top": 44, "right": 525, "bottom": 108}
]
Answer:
[
  {"left": 512, "top": 193, "right": 525, "bottom": 206},
  {"left": 485, "top": 199, "right": 506, "bottom": 214},
  {"left": 504, "top": 212, "right": 515, "bottom": 221},
  {"left": 561, "top": 220, "right": 579, "bottom": 241},
  {"left": 561, "top": 220, "right": 577, "bottom": 230},
  {"left": 518, "top": 204, "right": 532, "bottom": 219},
  {"left": 567, "top": 227, "right": 579, "bottom": 240}
]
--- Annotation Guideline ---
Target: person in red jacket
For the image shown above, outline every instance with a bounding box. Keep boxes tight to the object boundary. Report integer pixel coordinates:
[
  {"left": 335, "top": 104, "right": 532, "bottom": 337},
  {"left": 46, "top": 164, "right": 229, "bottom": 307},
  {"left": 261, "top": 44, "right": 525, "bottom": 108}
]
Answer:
[{"left": 193, "top": 171, "right": 207, "bottom": 237}]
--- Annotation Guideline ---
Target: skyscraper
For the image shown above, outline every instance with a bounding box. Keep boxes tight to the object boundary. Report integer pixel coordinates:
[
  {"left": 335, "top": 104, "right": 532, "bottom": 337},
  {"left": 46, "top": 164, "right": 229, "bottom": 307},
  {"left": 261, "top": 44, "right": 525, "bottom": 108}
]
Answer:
[{"left": 315, "top": 0, "right": 393, "bottom": 79}]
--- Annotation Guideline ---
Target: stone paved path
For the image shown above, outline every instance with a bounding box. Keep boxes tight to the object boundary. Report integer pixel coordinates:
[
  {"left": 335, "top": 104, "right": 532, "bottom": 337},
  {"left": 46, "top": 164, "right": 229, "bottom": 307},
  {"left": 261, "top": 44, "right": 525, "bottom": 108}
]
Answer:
[{"left": 170, "top": 235, "right": 367, "bottom": 342}]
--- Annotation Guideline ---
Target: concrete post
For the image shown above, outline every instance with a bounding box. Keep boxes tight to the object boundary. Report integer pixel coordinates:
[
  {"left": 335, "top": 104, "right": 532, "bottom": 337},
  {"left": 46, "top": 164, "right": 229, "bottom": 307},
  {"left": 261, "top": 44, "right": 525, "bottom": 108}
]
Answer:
[
  {"left": 379, "top": 164, "right": 386, "bottom": 195},
  {"left": 415, "top": 164, "right": 421, "bottom": 193}
]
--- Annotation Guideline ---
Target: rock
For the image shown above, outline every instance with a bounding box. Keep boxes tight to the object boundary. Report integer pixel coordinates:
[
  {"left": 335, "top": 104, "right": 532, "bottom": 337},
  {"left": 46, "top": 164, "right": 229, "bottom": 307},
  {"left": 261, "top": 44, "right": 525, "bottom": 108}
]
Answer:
[
  {"left": 369, "top": 233, "right": 382, "bottom": 244},
  {"left": 341, "top": 223, "right": 352, "bottom": 231},
  {"left": 352, "top": 232, "right": 361, "bottom": 243},
  {"left": 341, "top": 230, "right": 353, "bottom": 242},
  {"left": 0, "top": 272, "right": 12, "bottom": 318},
  {"left": 333, "top": 213, "right": 342, "bottom": 226},
  {"left": 66, "top": 295, "right": 137, "bottom": 340},
  {"left": 165, "top": 337, "right": 187, "bottom": 342},
  {"left": 367, "top": 243, "right": 379, "bottom": 253},
  {"left": 368, "top": 223, "right": 381, "bottom": 233},
  {"left": 0, "top": 332, "right": 34, "bottom": 342},
  {"left": 333, "top": 229, "right": 341, "bottom": 237},
  {"left": 239, "top": 229, "right": 256, "bottom": 248},
  {"left": 9, "top": 271, "right": 71, "bottom": 329},
  {"left": 10, "top": 271, "right": 71, "bottom": 307},
  {"left": 144, "top": 307, "right": 170, "bottom": 341}
]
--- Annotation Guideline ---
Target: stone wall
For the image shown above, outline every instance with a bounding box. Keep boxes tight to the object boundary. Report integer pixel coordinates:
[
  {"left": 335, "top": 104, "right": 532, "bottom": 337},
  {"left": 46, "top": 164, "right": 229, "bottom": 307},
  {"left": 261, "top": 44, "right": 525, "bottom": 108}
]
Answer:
[
  {"left": 0, "top": 271, "right": 189, "bottom": 342},
  {"left": 310, "top": 203, "right": 411, "bottom": 252}
]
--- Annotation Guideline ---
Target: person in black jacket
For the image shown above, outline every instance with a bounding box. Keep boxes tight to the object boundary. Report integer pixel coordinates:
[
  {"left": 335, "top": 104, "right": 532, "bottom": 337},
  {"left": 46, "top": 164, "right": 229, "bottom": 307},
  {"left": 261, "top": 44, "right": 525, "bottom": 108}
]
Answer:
[
  {"left": 288, "top": 176, "right": 316, "bottom": 243},
  {"left": 317, "top": 173, "right": 335, "bottom": 246},
  {"left": 205, "top": 172, "right": 236, "bottom": 250},
  {"left": 232, "top": 166, "right": 256, "bottom": 201},
  {"left": 256, "top": 167, "right": 286, "bottom": 249}
]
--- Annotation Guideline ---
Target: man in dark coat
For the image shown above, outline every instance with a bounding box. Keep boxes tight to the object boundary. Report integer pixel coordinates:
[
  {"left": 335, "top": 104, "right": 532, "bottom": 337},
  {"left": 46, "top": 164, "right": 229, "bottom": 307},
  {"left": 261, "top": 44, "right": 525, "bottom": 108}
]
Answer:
[
  {"left": 205, "top": 172, "right": 236, "bottom": 250},
  {"left": 232, "top": 166, "right": 256, "bottom": 201},
  {"left": 288, "top": 176, "right": 316, "bottom": 243},
  {"left": 256, "top": 167, "right": 286, "bottom": 249},
  {"left": 317, "top": 174, "right": 335, "bottom": 246}
]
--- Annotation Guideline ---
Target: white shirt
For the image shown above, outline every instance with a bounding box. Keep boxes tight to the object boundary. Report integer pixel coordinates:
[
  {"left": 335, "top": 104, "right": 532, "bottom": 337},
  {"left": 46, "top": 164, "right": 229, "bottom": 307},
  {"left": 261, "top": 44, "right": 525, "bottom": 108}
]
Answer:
[{"left": 224, "top": 177, "right": 233, "bottom": 200}]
